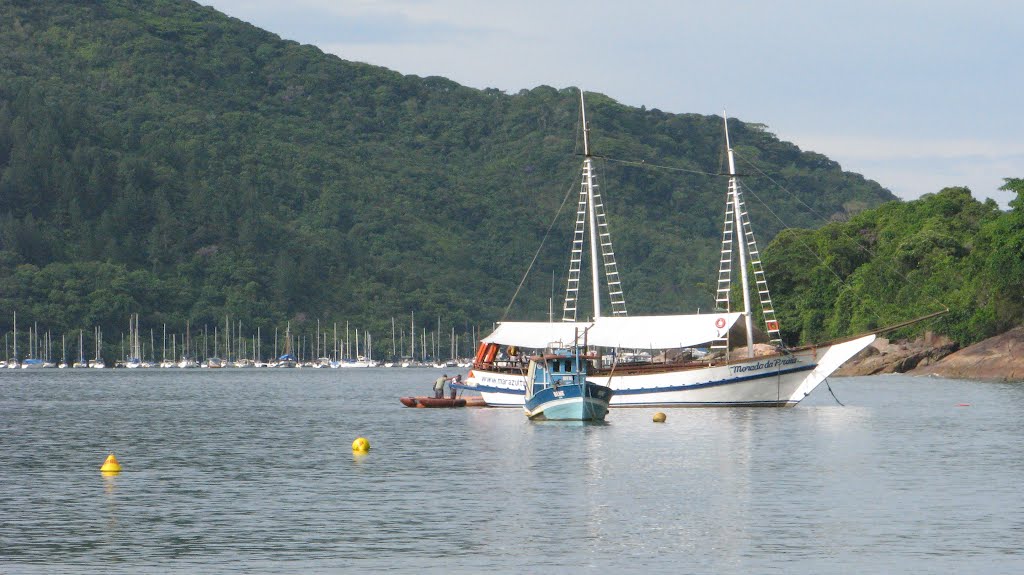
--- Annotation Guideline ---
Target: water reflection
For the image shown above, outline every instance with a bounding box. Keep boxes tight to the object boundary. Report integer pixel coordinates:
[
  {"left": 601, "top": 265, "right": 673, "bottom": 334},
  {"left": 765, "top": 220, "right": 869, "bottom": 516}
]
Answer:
[{"left": 0, "top": 371, "right": 1021, "bottom": 573}]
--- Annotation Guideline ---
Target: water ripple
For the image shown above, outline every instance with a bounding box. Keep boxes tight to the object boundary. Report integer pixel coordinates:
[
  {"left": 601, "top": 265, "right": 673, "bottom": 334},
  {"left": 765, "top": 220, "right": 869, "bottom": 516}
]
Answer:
[{"left": 0, "top": 370, "right": 1022, "bottom": 573}]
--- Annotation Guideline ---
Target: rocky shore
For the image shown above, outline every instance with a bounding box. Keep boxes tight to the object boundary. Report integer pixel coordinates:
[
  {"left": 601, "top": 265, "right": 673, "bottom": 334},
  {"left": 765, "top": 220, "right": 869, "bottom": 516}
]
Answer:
[
  {"left": 912, "top": 326, "right": 1024, "bottom": 381},
  {"left": 835, "top": 327, "right": 1024, "bottom": 382}
]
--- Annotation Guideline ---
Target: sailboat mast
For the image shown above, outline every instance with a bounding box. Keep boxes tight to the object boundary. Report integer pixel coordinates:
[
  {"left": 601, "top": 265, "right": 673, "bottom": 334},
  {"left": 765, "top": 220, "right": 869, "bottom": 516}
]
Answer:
[
  {"left": 580, "top": 89, "right": 602, "bottom": 319},
  {"left": 724, "top": 114, "right": 755, "bottom": 358}
]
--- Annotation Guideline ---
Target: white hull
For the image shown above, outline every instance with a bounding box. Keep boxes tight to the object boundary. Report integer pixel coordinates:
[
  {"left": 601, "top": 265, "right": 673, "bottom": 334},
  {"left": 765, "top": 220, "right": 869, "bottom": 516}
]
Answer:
[
  {"left": 467, "top": 335, "right": 874, "bottom": 408},
  {"left": 337, "top": 361, "right": 375, "bottom": 368}
]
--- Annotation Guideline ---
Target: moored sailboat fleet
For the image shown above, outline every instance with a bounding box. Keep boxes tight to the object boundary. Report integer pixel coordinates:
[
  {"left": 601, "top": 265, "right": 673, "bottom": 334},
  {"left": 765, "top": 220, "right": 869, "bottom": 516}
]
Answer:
[{"left": 3, "top": 312, "right": 475, "bottom": 369}]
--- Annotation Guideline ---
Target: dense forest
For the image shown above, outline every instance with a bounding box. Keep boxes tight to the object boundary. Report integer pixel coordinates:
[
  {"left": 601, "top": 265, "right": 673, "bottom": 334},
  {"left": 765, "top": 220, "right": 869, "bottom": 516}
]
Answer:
[
  {"left": 763, "top": 180, "right": 1024, "bottom": 346},
  {"left": 8, "top": 0, "right": 1009, "bottom": 362}
]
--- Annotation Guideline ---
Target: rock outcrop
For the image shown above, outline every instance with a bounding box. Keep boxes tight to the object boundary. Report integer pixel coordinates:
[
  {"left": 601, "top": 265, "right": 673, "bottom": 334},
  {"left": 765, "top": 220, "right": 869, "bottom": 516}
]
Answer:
[
  {"left": 834, "top": 332, "right": 959, "bottom": 376},
  {"left": 911, "top": 326, "right": 1024, "bottom": 381}
]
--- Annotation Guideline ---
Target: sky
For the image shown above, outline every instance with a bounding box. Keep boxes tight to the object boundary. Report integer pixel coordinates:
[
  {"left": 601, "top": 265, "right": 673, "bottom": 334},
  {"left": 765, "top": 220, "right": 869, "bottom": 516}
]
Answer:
[{"left": 203, "top": 0, "right": 1023, "bottom": 207}]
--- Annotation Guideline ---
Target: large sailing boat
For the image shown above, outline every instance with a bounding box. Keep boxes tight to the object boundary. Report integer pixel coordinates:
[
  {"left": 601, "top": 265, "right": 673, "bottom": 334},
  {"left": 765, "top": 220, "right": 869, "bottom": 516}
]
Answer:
[{"left": 457, "top": 90, "right": 876, "bottom": 407}]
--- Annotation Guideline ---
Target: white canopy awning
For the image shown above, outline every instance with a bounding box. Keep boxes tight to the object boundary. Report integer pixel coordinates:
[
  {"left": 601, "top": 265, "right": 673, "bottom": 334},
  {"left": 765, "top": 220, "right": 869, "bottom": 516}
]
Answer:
[
  {"left": 481, "top": 321, "right": 592, "bottom": 349},
  {"left": 481, "top": 313, "right": 743, "bottom": 349}
]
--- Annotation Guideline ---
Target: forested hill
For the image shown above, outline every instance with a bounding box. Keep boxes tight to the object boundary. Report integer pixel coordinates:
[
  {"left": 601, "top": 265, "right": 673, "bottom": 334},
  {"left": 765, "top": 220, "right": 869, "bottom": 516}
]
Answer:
[
  {"left": 762, "top": 181, "right": 1024, "bottom": 347},
  {"left": 0, "top": 0, "right": 896, "bottom": 350}
]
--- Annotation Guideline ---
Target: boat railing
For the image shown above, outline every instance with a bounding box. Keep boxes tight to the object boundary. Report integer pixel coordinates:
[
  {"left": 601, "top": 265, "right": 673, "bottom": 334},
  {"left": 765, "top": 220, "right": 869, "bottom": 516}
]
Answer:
[{"left": 473, "top": 358, "right": 530, "bottom": 372}]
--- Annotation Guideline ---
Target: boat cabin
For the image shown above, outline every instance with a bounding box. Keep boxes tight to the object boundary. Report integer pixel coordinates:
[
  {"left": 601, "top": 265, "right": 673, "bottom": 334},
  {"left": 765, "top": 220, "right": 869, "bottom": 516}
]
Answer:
[{"left": 526, "top": 349, "right": 597, "bottom": 395}]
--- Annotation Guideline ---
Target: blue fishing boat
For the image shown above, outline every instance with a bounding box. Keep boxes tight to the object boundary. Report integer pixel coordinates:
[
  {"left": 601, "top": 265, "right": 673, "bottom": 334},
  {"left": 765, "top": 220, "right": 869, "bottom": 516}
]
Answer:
[{"left": 524, "top": 341, "right": 613, "bottom": 421}]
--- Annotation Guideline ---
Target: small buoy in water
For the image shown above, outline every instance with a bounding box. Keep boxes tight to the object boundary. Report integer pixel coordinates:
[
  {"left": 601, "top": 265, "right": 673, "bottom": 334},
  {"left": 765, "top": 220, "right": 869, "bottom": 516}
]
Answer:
[
  {"left": 352, "top": 437, "right": 371, "bottom": 453},
  {"left": 958, "top": 403, "right": 971, "bottom": 407},
  {"left": 100, "top": 453, "right": 122, "bottom": 473},
  {"left": 653, "top": 412, "right": 667, "bottom": 423}
]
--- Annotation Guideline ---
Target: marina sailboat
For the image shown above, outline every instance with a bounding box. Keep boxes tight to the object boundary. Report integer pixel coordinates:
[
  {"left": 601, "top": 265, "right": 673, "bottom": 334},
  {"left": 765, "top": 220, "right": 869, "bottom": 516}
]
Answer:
[
  {"left": 206, "top": 323, "right": 224, "bottom": 368},
  {"left": 457, "top": 90, "right": 878, "bottom": 408},
  {"left": 73, "top": 329, "right": 88, "bottom": 368},
  {"left": 21, "top": 325, "right": 45, "bottom": 369},
  {"left": 125, "top": 314, "right": 142, "bottom": 368},
  {"left": 276, "top": 323, "right": 297, "bottom": 368},
  {"left": 5, "top": 312, "right": 17, "bottom": 369},
  {"left": 178, "top": 322, "right": 198, "bottom": 368},
  {"left": 59, "top": 334, "right": 67, "bottom": 368},
  {"left": 91, "top": 326, "right": 106, "bottom": 369},
  {"left": 159, "top": 325, "right": 175, "bottom": 368}
]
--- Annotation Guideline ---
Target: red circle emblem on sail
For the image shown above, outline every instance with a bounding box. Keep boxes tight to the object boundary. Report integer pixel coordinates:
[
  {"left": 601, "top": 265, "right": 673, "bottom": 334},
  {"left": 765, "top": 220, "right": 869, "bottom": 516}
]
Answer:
[{"left": 715, "top": 317, "right": 726, "bottom": 329}]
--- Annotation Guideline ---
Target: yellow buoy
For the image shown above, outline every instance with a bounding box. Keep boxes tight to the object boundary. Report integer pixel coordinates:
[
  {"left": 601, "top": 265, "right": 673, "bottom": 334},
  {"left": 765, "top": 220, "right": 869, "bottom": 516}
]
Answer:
[
  {"left": 100, "top": 453, "right": 122, "bottom": 473},
  {"left": 352, "top": 437, "right": 370, "bottom": 453},
  {"left": 653, "top": 412, "right": 667, "bottom": 423}
]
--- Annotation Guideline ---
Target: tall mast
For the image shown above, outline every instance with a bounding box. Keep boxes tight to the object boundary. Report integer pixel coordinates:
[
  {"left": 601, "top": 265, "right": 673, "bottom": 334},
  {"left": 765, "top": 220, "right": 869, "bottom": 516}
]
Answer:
[
  {"left": 725, "top": 114, "right": 755, "bottom": 358},
  {"left": 581, "top": 89, "right": 603, "bottom": 319},
  {"left": 562, "top": 89, "right": 626, "bottom": 321}
]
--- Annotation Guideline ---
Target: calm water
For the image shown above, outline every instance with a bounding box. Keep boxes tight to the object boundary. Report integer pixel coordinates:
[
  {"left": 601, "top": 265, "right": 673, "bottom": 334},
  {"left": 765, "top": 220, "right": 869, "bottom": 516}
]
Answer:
[{"left": 1, "top": 369, "right": 1022, "bottom": 574}]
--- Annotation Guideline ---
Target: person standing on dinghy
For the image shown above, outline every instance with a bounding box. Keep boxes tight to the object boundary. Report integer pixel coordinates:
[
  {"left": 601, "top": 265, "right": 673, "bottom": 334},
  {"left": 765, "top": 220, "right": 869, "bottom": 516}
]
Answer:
[{"left": 433, "top": 374, "right": 447, "bottom": 399}]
